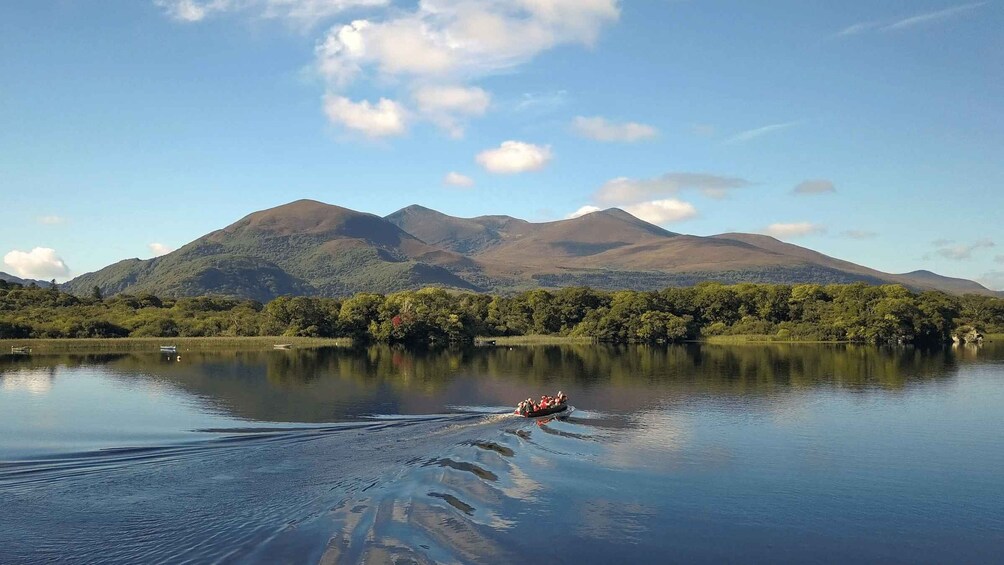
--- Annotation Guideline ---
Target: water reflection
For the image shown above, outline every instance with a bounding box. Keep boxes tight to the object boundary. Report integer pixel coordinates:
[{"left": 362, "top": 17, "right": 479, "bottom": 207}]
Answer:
[
  {"left": 0, "top": 343, "right": 980, "bottom": 423},
  {"left": 2, "top": 342, "right": 1003, "bottom": 564}
]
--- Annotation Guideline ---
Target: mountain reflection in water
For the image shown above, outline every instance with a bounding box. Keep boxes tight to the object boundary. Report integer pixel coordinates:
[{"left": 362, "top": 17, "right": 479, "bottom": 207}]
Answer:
[{"left": 1, "top": 342, "right": 1002, "bottom": 564}]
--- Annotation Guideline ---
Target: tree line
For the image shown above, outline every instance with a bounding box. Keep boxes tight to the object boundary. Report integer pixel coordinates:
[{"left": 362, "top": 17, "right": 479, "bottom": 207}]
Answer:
[{"left": 1, "top": 279, "right": 1002, "bottom": 345}]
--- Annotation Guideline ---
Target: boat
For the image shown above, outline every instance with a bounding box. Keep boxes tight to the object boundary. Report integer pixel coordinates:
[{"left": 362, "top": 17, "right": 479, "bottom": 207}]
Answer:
[
  {"left": 522, "top": 404, "right": 568, "bottom": 418},
  {"left": 10, "top": 346, "right": 31, "bottom": 355},
  {"left": 272, "top": 344, "right": 293, "bottom": 350},
  {"left": 159, "top": 345, "right": 177, "bottom": 353}
]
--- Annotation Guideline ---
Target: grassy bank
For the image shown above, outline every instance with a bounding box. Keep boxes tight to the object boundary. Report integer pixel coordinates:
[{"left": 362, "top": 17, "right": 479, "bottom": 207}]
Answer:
[
  {"left": 1, "top": 336, "right": 350, "bottom": 353},
  {"left": 476, "top": 335, "right": 596, "bottom": 346}
]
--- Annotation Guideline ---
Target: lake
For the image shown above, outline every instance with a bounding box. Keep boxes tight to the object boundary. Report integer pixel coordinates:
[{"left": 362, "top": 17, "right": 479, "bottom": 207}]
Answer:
[{"left": 1, "top": 342, "right": 1003, "bottom": 564}]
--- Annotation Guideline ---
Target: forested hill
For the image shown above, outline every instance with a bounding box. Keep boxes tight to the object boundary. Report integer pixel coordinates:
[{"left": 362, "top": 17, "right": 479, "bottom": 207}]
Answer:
[
  {"left": 60, "top": 199, "right": 1001, "bottom": 300},
  {"left": 2, "top": 279, "right": 1002, "bottom": 345}
]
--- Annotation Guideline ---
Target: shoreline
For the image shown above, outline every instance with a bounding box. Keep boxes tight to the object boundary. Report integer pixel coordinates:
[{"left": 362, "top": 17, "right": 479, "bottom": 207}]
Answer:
[{"left": 1, "top": 336, "right": 350, "bottom": 353}]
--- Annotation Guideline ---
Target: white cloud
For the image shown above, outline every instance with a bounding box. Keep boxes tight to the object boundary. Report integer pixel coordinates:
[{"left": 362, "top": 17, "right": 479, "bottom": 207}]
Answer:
[
  {"left": 929, "top": 238, "right": 995, "bottom": 261},
  {"left": 725, "top": 121, "right": 800, "bottom": 145},
  {"left": 156, "top": 0, "right": 389, "bottom": 25},
  {"left": 412, "top": 85, "right": 490, "bottom": 137},
  {"left": 761, "top": 222, "right": 826, "bottom": 239},
  {"left": 594, "top": 172, "right": 751, "bottom": 205},
  {"left": 443, "top": 171, "right": 475, "bottom": 188},
  {"left": 3, "top": 248, "right": 71, "bottom": 280},
  {"left": 314, "top": 1, "right": 619, "bottom": 87},
  {"left": 37, "top": 215, "right": 66, "bottom": 225},
  {"left": 622, "top": 199, "right": 697, "bottom": 225},
  {"left": 149, "top": 243, "right": 175, "bottom": 257},
  {"left": 160, "top": 0, "right": 620, "bottom": 141},
  {"left": 322, "top": 94, "right": 407, "bottom": 137},
  {"left": 566, "top": 205, "right": 602, "bottom": 219},
  {"left": 884, "top": 2, "right": 987, "bottom": 31},
  {"left": 835, "top": 2, "right": 987, "bottom": 37},
  {"left": 476, "top": 141, "right": 553, "bottom": 174},
  {"left": 793, "top": 179, "right": 836, "bottom": 195},
  {"left": 572, "top": 116, "right": 657, "bottom": 142},
  {"left": 155, "top": 0, "right": 231, "bottom": 22}
]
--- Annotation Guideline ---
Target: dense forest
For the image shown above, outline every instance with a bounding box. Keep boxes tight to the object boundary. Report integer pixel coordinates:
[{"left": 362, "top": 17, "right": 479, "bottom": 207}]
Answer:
[{"left": 1, "top": 279, "right": 1001, "bottom": 345}]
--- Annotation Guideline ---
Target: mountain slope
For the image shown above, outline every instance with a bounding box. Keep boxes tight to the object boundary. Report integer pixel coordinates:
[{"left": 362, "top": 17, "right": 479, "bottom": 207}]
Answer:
[
  {"left": 0, "top": 272, "right": 50, "bottom": 287},
  {"left": 64, "top": 200, "right": 480, "bottom": 300},
  {"left": 61, "top": 200, "right": 999, "bottom": 299}
]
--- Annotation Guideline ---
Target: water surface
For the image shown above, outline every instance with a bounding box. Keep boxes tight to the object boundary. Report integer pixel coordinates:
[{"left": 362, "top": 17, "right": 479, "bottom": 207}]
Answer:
[{"left": 2, "top": 343, "right": 1003, "bottom": 563}]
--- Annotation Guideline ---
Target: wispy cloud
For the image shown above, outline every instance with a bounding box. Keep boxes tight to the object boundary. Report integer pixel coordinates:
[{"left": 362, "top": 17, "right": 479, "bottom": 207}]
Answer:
[
  {"left": 572, "top": 116, "right": 658, "bottom": 142},
  {"left": 37, "top": 215, "right": 66, "bottom": 225},
  {"left": 885, "top": 2, "right": 988, "bottom": 31},
  {"left": 761, "top": 222, "right": 827, "bottom": 239},
  {"left": 793, "top": 179, "right": 836, "bottom": 195},
  {"left": 725, "top": 121, "right": 800, "bottom": 145},
  {"left": 836, "top": 2, "right": 988, "bottom": 37},
  {"left": 594, "top": 172, "right": 752, "bottom": 204},
  {"left": 842, "top": 230, "right": 878, "bottom": 240},
  {"left": 925, "top": 238, "right": 995, "bottom": 261}
]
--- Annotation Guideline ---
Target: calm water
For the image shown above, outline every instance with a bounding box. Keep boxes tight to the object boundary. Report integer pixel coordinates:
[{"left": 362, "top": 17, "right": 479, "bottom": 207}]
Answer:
[{"left": 1, "top": 343, "right": 1003, "bottom": 564}]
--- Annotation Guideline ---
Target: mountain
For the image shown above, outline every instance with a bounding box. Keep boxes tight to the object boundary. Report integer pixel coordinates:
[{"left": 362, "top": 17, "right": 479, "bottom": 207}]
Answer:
[
  {"left": 63, "top": 200, "right": 479, "bottom": 301},
  {"left": 0, "top": 272, "right": 50, "bottom": 287},
  {"left": 61, "top": 199, "right": 1000, "bottom": 300}
]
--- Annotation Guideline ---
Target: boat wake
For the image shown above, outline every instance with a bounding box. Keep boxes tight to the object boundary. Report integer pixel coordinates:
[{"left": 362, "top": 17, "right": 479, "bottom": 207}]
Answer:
[{"left": 0, "top": 410, "right": 602, "bottom": 564}]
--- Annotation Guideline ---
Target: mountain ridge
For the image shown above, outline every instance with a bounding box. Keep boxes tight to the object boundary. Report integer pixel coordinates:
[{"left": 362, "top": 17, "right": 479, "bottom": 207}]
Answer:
[{"left": 59, "top": 200, "right": 1001, "bottom": 300}]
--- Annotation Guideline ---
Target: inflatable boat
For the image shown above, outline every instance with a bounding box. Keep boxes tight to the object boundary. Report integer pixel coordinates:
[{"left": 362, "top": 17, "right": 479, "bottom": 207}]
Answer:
[{"left": 519, "top": 404, "right": 568, "bottom": 418}]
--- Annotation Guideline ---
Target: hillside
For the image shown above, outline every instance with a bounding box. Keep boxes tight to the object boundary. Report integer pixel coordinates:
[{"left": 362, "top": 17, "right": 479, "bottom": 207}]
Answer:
[
  {"left": 61, "top": 199, "right": 999, "bottom": 300},
  {"left": 0, "top": 272, "right": 49, "bottom": 287},
  {"left": 63, "top": 200, "right": 480, "bottom": 301}
]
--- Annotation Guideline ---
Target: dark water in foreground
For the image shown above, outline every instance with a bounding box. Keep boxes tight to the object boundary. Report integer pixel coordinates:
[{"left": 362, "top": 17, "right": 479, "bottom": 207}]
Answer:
[{"left": 1, "top": 343, "right": 1003, "bottom": 564}]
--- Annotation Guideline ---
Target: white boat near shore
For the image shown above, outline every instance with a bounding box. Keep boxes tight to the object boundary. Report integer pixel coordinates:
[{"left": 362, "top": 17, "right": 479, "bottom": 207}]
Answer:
[{"left": 160, "top": 345, "right": 177, "bottom": 353}]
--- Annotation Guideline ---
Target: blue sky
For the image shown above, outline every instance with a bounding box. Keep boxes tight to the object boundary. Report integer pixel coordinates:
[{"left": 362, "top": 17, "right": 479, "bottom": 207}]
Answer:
[{"left": 2, "top": 0, "right": 1002, "bottom": 288}]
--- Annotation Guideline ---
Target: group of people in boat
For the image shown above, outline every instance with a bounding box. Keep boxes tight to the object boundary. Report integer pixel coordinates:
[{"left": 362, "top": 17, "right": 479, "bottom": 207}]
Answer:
[{"left": 515, "top": 391, "right": 568, "bottom": 416}]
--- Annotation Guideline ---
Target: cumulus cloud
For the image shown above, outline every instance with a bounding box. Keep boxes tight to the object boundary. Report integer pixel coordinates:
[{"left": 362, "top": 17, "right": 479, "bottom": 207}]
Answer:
[
  {"left": 149, "top": 243, "right": 175, "bottom": 257},
  {"left": 793, "top": 179, "right": 836, "bottom": 195},
  {"left": 322, "top": 94, "right": 407, "bottom": 137},
  {"left": 37, "top": 215, "right": 66, "bottom": 225},
  {"left": 622, "top": 199, "right": 697, "bottom": 225},
  {"left": 761, "top": 222, "right": 826, "bottom": 239},
  {"left": 566, "top": 205, "right": 603, "bottom": 219},
  {"left": 572, "top": 116, "right": 657, "bottom": 142},
  {"left": 310, "top": 0, "right": 618, "bottom": 138},
  {"left": 443, "top": 171, "right": 475, "bottom": 188},
  {"left": 842, "top": 230, "right": 878, "bottom": 239},
  {"left": 155, "top": 0, "right": 389, "bottom": 25},
  {"left": 927, "top": 238, "right": 995, "bottom": 261},
  {"left": 3, "top": 248, "right": 71, "bottom": 280},
  {"left": 476, "top": 141, "right": 553, "bottom": 174},
  {"left": 836, "top": 2, "right": 987, "bottom": 37},
  {"left": 412, "top": 85, "right": 490, "bottom": 137},
  {"left": 160, "top": 0, "right": 620, "bottom": 140},
  {"left": 315, "top": 1, "right": 619, "bottom": 86},
  {"left": 594, "top": 172, "right": 751, "bottom": 205}
]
